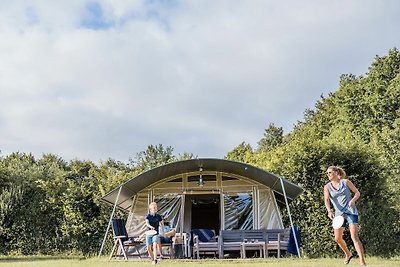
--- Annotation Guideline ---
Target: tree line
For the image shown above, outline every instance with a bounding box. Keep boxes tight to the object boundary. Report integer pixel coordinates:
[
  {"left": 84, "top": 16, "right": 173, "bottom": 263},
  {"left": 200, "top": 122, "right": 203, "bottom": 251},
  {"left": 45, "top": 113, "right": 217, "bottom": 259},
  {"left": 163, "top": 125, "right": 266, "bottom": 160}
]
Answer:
[
  {"left": 1, "top": 48, "right": 399, "bottom": 257},
  {"left": 226, "top": 48, "right": 400, "bottom": 257},
  {"left": 0, "top": 145, "right": 190, "bottom": 255}
]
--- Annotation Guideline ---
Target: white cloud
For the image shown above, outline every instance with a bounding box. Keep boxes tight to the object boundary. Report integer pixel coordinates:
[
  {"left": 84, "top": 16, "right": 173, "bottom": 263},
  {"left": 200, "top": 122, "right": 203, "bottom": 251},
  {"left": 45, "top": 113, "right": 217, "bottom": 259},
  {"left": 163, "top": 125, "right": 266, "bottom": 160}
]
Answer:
[{"left": 1, "top": 0, "right": 399, "bottom": 162}]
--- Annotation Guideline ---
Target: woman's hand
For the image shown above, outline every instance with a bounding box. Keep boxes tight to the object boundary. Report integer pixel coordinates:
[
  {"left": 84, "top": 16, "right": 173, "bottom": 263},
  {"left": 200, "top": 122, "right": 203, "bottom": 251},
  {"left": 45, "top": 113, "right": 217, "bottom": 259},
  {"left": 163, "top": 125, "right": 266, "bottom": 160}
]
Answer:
[
  {"left": 327, "top": 210, "right": 334, "bottom": 220},
  {"left": 348, "top": 199, "right": 355, "bottom": 208}
]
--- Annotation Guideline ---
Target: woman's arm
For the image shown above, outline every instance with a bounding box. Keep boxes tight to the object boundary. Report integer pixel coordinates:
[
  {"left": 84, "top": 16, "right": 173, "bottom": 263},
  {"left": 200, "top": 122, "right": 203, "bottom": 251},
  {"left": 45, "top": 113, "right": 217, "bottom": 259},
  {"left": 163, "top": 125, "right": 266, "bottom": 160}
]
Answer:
[
  {"left": 344, "top": 179, "right": 360, "bottom": 208},
  {"left": 324, "top": 184, "right": 334, "bottom": 219}
]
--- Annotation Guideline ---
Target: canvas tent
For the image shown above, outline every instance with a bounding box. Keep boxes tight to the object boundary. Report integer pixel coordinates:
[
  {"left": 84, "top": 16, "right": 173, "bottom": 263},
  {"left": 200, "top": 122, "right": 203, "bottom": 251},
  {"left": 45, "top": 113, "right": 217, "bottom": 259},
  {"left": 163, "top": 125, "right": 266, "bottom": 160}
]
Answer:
[{"left": 99, "top": 158, "right": 304, "bottom": 257}]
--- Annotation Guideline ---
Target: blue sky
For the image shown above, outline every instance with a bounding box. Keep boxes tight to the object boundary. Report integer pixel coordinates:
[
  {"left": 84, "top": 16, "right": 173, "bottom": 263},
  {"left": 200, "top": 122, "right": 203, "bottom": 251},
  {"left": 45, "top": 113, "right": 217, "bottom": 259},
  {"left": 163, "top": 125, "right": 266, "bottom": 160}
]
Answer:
[
  {"left": 81, "top": 2, "right": 114, "bottom": 30},
  {"left": 0, "top": 0, "right": 399, "bottom": 162}
]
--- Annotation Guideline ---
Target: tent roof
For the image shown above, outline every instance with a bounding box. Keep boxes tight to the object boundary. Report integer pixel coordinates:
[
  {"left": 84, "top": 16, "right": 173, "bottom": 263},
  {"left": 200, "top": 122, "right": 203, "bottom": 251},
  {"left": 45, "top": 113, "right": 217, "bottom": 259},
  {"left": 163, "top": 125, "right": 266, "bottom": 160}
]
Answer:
[{"left": 100, "top": 158, "right": 304, "bottom": 210}]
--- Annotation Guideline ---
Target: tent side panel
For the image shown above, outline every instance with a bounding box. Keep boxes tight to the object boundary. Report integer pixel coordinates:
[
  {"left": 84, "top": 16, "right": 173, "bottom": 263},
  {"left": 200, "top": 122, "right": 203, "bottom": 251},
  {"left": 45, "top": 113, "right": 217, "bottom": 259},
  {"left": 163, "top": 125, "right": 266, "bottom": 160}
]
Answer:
[
  {"left": 154, "top": 193, "right": 182, "bottom": 233},
  {"left": 259, "top": 188, "right": 284, "bottom": 229},
  {"left": 126, "top": 192, "right": 148, "bottom": 240}
]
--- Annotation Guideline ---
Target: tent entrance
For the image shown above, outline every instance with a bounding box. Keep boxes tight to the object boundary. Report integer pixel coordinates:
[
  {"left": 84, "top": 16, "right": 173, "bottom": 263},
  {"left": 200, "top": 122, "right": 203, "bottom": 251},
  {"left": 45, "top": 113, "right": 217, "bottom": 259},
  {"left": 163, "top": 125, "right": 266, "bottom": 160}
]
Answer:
[{"left": 186, "top": 194, "right": 220, "bottom": 234}]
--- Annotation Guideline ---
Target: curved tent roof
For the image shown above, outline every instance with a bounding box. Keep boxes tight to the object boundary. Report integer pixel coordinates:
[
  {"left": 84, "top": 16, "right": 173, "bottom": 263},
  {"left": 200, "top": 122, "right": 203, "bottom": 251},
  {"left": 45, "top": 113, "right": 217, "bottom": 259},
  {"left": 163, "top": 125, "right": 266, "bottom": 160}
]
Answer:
[{"left": 101, "top": 158, "right": 304, "bottom": 210}]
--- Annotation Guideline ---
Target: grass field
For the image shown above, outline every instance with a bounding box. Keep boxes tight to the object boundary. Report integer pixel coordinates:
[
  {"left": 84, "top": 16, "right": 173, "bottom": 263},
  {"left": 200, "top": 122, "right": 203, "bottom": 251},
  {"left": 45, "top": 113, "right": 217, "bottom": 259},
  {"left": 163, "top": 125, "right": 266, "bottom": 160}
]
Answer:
[{"left": 0, "top": 256, "right": 399, "bottom": 267}]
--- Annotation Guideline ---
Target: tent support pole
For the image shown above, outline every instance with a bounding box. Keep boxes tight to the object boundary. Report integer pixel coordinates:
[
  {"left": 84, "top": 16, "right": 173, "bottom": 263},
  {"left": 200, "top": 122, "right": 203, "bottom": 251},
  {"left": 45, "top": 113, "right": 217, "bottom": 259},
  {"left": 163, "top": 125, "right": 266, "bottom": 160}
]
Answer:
[
  {"left": 98, "top": 186, "right": 122, "bottom": 258},
  {"left": 279, "top": 177, "right": 301, "bottom": 258}
]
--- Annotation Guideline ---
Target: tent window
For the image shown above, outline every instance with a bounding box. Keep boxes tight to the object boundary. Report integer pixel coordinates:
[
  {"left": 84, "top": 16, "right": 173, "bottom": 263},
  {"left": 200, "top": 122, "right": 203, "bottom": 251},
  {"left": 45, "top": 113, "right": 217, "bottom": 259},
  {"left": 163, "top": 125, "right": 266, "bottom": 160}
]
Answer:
[
  {"left": 168, "top": 177, "right": 182, "bottom": 183},
  {"left": 188, "top": 175, "right": 216, "bottom": 182},
  {"left": 222, "top": 176, "right": 238, "bottom": 181},
  {"left": 224, "top": 192, "right": 253, "bottom": 230}
]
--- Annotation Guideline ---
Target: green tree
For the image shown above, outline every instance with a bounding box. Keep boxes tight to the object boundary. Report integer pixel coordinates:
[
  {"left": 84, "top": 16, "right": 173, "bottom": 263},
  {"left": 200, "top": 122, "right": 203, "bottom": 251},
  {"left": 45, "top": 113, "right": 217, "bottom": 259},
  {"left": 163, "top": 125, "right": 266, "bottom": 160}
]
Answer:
[
  {"left": 0, "top": 153, "right": 62, "bottom": 254},
  {"left": 130, "top": 144, "right": 176, "bottom": 172},
  {"left": 225, "top": 142, "right": 253, "bottom": 163},
  {"left": 257, "top": 123, "right": 284, "bottom": 152}
]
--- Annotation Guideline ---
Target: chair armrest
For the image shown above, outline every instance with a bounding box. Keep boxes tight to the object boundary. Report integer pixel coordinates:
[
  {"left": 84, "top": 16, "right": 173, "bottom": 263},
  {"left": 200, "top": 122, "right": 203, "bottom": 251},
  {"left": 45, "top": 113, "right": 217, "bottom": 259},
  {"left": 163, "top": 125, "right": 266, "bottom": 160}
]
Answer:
[{"left": 128, "top": 236, "right": 141, "bottom": 242}]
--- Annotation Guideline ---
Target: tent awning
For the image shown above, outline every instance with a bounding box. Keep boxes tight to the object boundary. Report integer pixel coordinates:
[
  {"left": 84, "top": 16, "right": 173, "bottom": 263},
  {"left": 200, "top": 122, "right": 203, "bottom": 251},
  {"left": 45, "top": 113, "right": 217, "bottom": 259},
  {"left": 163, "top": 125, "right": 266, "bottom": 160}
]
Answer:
[{"left": 100, "top": 158, "right": 304, "bottom": 210}]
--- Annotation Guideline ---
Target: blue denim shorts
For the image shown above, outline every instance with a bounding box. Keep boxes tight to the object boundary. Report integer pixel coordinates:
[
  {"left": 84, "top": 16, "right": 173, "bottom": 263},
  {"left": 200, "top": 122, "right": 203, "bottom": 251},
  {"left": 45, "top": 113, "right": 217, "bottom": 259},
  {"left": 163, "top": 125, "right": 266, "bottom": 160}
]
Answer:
[
  {"left": 343, "top": 213, "right": 358, "bottom": 225},
  {"left": 146, "top": 234, "right": 159, "bottom": 245},
  {"left": 160, "top": 237, "right": 172, "bottom": 243}
]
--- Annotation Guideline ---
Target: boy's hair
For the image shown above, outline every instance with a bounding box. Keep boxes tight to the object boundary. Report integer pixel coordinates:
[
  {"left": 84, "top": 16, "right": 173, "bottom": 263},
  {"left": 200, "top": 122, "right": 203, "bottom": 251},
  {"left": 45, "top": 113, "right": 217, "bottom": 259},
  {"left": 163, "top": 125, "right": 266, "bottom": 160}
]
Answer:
[{"left": 149, "top": 201, "right": 157, "bottom": 210}]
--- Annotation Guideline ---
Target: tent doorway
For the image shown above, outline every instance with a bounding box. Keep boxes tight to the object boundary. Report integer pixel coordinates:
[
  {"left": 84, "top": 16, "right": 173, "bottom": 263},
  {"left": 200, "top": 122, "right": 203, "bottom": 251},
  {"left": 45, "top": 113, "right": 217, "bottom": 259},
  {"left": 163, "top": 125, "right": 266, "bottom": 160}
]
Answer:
[{"left": 187, "top": 194, "right": 220, "bottom": 234}]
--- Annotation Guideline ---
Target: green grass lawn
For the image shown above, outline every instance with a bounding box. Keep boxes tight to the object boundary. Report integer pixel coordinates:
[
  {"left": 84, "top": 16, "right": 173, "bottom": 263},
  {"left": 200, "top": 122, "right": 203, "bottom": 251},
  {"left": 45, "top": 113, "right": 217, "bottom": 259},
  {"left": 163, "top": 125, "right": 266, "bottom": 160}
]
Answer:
[{"left": 0, "top": 257, "right": 399, "bottom": 267}]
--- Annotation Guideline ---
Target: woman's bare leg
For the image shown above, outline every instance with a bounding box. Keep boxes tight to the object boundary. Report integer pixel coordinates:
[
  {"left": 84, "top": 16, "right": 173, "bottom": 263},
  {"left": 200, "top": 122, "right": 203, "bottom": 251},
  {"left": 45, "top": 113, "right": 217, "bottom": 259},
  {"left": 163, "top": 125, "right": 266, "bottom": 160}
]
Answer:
[
  {"left": 349, "top": 224, "right": 366, "bottom": 265},
  {"left": 334, "top": 228, "right": 352, "bottom": 261}
]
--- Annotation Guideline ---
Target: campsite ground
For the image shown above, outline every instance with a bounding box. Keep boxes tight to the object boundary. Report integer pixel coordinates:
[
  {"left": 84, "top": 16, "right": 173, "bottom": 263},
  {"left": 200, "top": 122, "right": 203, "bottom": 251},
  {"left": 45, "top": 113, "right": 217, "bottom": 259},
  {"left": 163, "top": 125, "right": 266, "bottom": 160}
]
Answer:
[{"left": 0, "top": 257, "right": 399, "bottom": 267}]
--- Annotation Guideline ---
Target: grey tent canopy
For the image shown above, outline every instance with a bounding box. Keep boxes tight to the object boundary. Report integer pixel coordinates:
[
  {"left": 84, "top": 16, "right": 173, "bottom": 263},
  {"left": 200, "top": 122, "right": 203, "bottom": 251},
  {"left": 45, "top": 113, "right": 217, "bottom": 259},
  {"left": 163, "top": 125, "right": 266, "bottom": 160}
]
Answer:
[{"left": 101, "top": 158, "right": 304, "bottom": 210}]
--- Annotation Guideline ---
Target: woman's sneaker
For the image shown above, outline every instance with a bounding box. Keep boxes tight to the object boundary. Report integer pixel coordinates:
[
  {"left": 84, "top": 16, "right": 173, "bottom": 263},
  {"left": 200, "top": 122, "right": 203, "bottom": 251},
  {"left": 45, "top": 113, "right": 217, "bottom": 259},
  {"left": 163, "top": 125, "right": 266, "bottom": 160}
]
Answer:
[{"left": 152, "top": 260, "right": 157, "bottom": 264}]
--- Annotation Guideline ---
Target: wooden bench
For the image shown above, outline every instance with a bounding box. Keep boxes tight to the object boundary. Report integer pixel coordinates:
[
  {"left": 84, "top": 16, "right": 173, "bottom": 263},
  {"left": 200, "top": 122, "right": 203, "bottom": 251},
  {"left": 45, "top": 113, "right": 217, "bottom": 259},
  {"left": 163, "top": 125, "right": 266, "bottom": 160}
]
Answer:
[
  {"left": 265, "top": 229, "right": 289, "bottom": 258},
  {"left": 219, "top": 230, "right": 244, "bottom": 258},
  {"left": 192, "top": 229, "right": 218, "bottom": 259}
]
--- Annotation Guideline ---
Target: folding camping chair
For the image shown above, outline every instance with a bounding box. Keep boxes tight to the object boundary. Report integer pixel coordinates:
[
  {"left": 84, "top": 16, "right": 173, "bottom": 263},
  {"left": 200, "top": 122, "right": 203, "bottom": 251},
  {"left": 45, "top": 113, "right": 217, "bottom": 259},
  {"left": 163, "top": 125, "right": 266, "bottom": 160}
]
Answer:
[
  {"left": 159, "top": 221, "right": 176, "bottom": 258},
  {"left": 160, "top": 238, "right": 174, "bottom": 258},
  {"left": 109, "top": 218, "right": 142, "bottom": 260}
]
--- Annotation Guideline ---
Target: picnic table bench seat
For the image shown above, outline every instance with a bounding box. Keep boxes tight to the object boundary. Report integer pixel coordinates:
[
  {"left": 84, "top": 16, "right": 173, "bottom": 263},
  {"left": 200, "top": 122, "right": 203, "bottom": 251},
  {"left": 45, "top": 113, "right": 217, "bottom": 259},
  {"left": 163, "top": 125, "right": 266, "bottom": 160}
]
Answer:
[{"left": 192, "top": 229, "right": 219, "bottom": 259}]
